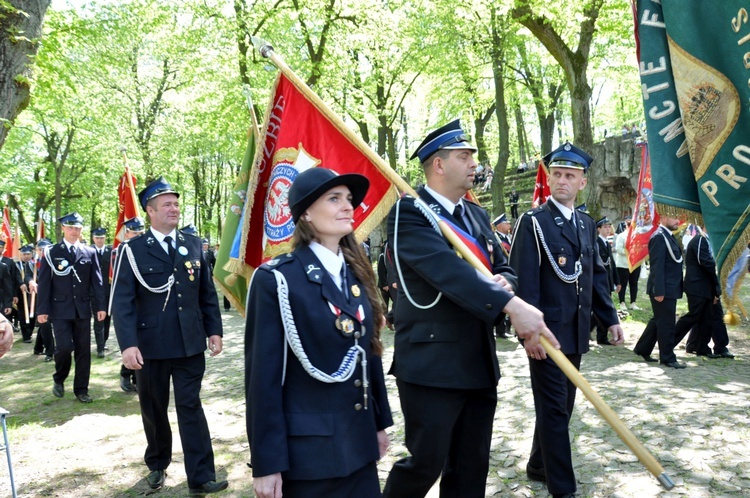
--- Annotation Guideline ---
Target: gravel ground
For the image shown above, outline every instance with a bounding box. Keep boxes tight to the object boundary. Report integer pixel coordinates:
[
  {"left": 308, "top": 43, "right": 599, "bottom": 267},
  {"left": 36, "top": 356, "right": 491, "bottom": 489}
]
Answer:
[{"left": 1, "top": 299, "right": 748, "bottom": 497}]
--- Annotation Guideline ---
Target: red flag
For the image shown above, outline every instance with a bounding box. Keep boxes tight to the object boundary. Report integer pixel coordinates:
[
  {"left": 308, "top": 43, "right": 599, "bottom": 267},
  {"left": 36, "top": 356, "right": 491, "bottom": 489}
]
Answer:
[
  {"left": 12, "top": 222, "right": 20, "bottom": 260},
  {"left": 114, "top": 167, "right": 140, "bottom": 249},
  {"left": 239, "top": 73, "right": 398, "bottom": 271},
  {"left": 2, "top": 207, "right": 12, "bottom": 257},
  {"left": 532, "top": 161, "right": 550, "bottom": 208},
  {"left": 626, "top": 143, "right": 660, "bottom": 271}
]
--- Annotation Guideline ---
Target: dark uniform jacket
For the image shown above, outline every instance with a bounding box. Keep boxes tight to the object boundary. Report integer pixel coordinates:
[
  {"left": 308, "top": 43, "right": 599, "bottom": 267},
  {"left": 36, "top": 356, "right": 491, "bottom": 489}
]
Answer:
[
  {"left": 0, "top": 260, "right": 13, "bottom": 310},
  {"left": 646, "top": 226, "right": 684, "bottom": 299},
  {"left": 509, "top": 202, "right": 617, "bottom": 354},
  {"left": 37, "top": 242, "right": 105, "bottom": 319},
  {"left": 112, "top": 229, "right": 222, "bottom": 359},
  {"left": 245, "top": 245, "right": 393, "bottom": 481},
  {"left": 684, "top": 233, "right": 720, "bottom": 299},
  {"left": 595, "top": 236, "right": 619, "bottom": 291},
  {"left": 386, "top": 187, "right": 517, "bottom": 390},
  {"left": 92, "top": 245, "right": 112, "bottom": 293}
]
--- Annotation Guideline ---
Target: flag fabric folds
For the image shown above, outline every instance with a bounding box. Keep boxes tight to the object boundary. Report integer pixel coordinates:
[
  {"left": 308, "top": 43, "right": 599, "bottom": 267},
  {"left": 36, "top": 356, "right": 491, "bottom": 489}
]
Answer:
[
  {"left": 634, "top": 0, "right": 750, "bottom": 294},
  {"left": 114, "top": 167, "right": 139, "bottom": 249},
  {"left": 531, "top": 161, "right": 549, "bottom": 208},
  {"left": 626, "top": 144, "right": 660, "bottom": 271},
  {"left": 2, "top": 207, "right": 12, "bottom": 257},
  {"left": 213, "top": 127, "right": 256, "bottom": 314},
  {"left": 234, "top": 74, "right": 398, "bottom": 315}
]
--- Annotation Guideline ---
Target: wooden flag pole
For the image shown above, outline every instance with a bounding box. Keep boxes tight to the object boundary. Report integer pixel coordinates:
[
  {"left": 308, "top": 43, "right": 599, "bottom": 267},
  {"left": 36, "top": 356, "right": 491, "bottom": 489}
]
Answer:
[{"left": 253, "top": 37, "right": 673, "bottom": 490}]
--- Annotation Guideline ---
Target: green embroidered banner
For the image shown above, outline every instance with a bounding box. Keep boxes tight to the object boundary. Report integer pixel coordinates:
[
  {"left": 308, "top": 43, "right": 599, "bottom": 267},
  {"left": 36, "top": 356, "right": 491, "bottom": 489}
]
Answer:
[{"left": 635, "top": 0, "right": 750, "bottom": 295}]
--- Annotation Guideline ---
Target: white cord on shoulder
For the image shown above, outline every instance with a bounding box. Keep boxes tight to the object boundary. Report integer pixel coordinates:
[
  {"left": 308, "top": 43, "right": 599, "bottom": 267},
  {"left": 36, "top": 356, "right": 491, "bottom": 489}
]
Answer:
[
  {"left": 660, "top": 229, "right": 684, "bottom": 264},
  {"left": 272, "top": 269, "right": 368, "bottom": 407},
  {"left": 119, "top": 243, "right": 175, "bottom": 311},
  {"left": 531, "top": 215, "right": 583, "bottom": 283},
  {"left": 43, "top": 246, "right": 81, "bottom": 282},
  {"left": 392, "top": 197, "right": 443, "bottom": 310}
]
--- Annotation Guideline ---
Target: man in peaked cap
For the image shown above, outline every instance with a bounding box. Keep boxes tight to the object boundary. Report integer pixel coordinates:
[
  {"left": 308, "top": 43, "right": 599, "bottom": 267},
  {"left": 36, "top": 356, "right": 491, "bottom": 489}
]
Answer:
[
  {"left": 383, "top": 120, "right": 557, "bottom": 498},
  {"left": 91, "top": 227, "right": 113, "bottom": 358},
  {"left": 592, "top": 217, "right": 620, "bottom": 345},
  {"left": 180, "top": 223, "right": 198, "bottom": 236},
  {"left": 509, "top": 142, "right": 622, "bottom": 498},
  {"left": 112, "top": 176, "right": 227, "bottom": 494},
  {"left": 37, "top": 212, "right": 106, "bottom": 403},
  {"left": 16, "top": 244, "right": 36, "bottom": 343},
  {"left": 110, "top": 216, "right": 145, "bottom": 393}
]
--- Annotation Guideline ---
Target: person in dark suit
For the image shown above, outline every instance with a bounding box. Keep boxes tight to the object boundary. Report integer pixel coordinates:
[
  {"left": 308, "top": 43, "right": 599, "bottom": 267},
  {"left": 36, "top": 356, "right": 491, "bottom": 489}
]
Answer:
[
  {"left": 674, "top": 228, "right": 734, "bottom": 359},
  {"left": 111, "top": 177, "right": 227, "bottom": 495},
  {"left": 509, "top": 142, "right": 622, "bottom": 498},
  {"left": 16, "top": 244, "right": 36, "bottom": 343},
  {"left": 633, "top": 215, "right": 686, "bottom": 368},
  {"left": 382, "top": 120, "right": 556, "bottom": 498},
  {"left": 33, "top": 238, "right": 55, "bottom": 361},
  {"left": 110, "top": 216, "right": 146, "bottom": 392},
  {"left": 492, "top": 214, "right": 513, "bottom": 338},
  {"left": 0, "top": 251, "right": 13, "bottom": 321},
  {"left": 37, "top": 212, "right": 106, "bottom": 403},
  {"left": 592, "top": 217, "right": 621, "bottom": 345},
  {"left": 91, "top": 227, "right": 112, "bottom": 357},
  {"left": 246, "top": 167, "right": 393, "bottom": 498},
  {"left": 0, "top": 239, "right": 20, "bottom": 327},
  {"left": 202, "top": 238, "right": 216, "bottom": 275}
]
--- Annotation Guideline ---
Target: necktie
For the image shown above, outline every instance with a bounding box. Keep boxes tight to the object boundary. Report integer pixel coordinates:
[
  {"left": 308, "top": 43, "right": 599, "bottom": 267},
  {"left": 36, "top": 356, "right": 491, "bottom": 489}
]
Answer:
[
  {"left": 340, "top": 265, "right": 349, "bottom": 300},
  {"left": 164, "top": 236, "right": 176, "bottom": 261},
  {"left": 454, "top": 203, "right": 472, "bottom": 235},
  {"left": 69, "top": 245, "right": 76, "bottom": 257}
]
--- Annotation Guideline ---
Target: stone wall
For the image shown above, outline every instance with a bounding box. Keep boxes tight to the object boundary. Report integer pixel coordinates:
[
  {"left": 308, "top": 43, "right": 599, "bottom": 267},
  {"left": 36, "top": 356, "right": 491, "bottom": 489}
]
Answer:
[{"left": 585, "top": 136, "right": 643, "bottom": 225}]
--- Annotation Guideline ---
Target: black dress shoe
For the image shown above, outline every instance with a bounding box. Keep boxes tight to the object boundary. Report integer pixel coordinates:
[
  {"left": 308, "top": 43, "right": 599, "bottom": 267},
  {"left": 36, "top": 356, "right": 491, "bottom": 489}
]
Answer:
[
  {"left": 52, "top": 382, "right": 64, "bottom": 398},
  {"left": 710, "top": 350, "right": 735, "bottom": 359},
  {"left": 44, "top": 355, "right": 53, "bottom": 362},
  {"left": 76, "top": 393, "right": 93, "bottom": 403},
  {"left": 635, "top": 352, "right": 658, "bottom": 363},
  {"left": 189, "top": 480, "right": 228, "bottom": 495},
  {"left": 97, "top": 350, "right": 105, "bottom": 358},
  {"left": 120, "top": 376, "right": 136, "bottom": 392},
  {"left": 662, "top": 361, "right": 686, "bottom": 369},
  {"left": 147, "top": 470, "right": 166, "bottom": 489},
  {"left": 526, "top": 465, "right": 546, "bottom": 482}
]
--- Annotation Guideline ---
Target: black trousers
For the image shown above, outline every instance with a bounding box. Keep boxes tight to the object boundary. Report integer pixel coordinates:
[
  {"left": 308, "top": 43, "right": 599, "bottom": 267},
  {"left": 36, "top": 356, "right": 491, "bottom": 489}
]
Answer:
[
  {"left": 135, "top": 354, "right": 216, "bottom": 488},
  {"left": 685, "top": 300, "right": 730, "bottom": 354},
  {"left": 382, "top": 380, "right": 497, "bottom": 498},
  {"left": 93, "top": 314, "right": 111, "bottom": 352},
  {"left": 616, "top": 266, "right": 641, "bottom": 304},
  {"left": 634, "top": 296, "right": 678, "bottom": 364},
  {"left": 51, "top": 318, "right": 92, "bottom": 395},
  {"left": 282, "top": 461, "right": 381, "bottom": 498},
  {"left": 19, "top": 305, "right": 35, "bottom": 341},
  {"left": 674, "top": 294, "right": 712, "bottom": 351},
  {"left": 34, "top": 320, "right": 54, "bottom": 355},
  {"left": 528, "top": 353, "right": 581, "bottom": 496}
]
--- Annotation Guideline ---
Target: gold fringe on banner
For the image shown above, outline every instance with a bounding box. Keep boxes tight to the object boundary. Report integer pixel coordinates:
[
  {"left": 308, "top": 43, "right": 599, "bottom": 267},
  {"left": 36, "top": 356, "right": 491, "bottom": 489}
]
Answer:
[{"left": 654, "top": 202, "right": 704, "bottom": 228}]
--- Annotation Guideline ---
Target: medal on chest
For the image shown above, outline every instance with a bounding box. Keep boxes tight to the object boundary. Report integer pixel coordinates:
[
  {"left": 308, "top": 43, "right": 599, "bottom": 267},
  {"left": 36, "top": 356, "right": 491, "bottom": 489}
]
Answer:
[{"left": 328, "top": 302, "right": 365, "bottom": 338}]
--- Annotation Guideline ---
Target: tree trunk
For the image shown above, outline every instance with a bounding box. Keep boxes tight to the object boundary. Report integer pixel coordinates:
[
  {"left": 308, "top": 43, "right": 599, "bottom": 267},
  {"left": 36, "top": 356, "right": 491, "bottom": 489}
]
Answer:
[
  {"left": 490, "top": 11, "right": 510, "bottom": 217},
  {"left": 0, "top": 0, "right": 51, "bottom": 150}
]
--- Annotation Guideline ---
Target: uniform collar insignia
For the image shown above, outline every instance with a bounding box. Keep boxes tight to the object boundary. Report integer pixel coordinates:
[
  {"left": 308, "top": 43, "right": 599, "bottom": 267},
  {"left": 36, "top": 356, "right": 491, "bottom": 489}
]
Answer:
[
  {"left": 554, "top": 216, "right": 564, "bottom": 227},
  {"left": 429, "top": 203, "right": 441, "bottom": 215},
  {"left": 177, "top": 233, "right": 185, "bottom": 242},
  {"left": 305, "top": 264, "right": 323, "bottom": 283},
  {"left": 146, "top": 237, "right": 155, "bottom": 246}
]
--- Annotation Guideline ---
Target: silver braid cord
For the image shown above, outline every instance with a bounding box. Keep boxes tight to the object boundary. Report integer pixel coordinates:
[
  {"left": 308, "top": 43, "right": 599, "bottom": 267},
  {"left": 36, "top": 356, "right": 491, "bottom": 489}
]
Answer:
[
  {"left": 272, "top": 269, "right": 367, "bottom": 406},
  {"left": 531, "top": 216, "right": 583, "bottom": 283},
  {"left": 43, "top": 247, "right": 81, "bottom": 282},
  {"left": 123, "top": 244, "right": 174, "bottom": 311},
  {"left": 393, "top": 197, "right": 442, "bottom": 310},
  {"left": 660, "top": 230, "right": 683, "bottom": 263}
]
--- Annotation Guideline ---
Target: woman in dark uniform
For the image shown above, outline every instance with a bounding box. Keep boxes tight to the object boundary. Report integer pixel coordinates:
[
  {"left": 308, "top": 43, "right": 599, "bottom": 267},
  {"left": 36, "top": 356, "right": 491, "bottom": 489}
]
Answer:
[{"left": 245, "top": 167, "right": 393, "bottom": 498}]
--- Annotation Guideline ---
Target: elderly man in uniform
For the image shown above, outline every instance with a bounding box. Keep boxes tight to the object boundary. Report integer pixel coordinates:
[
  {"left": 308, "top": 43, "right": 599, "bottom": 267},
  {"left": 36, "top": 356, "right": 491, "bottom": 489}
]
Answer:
[
  {"left": 91, "top": 227, "right": 113, "bottom": 357},
  {"left": 112, "top": 177, "right": 227, "bottom": 494},
  {"left": 37, "top": 213, "right": 107, "bottom": 403},
  {"left": 509, "top": 142, "right": 623, "bottom": 498},
  {"left": 382, "top": 120, "right": 557, "bottom": 498}
]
